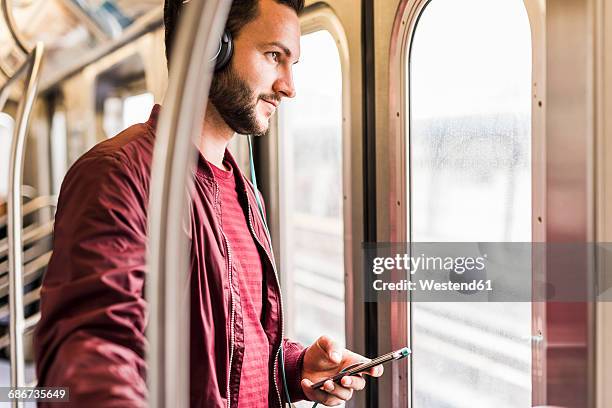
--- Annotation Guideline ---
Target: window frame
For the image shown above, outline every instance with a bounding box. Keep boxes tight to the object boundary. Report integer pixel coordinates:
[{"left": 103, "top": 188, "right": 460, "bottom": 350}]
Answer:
[
  {"left": 385, "top": 0, "right": 546, "bottom": 406},
  {"left": 271, "top": 4, "right": 354, "bottom": 346}
]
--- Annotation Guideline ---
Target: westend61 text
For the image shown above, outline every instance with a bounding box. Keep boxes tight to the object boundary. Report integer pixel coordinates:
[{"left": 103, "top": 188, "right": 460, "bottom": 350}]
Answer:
[{"left": 373, "top": 279, "right": 493, "bottom": 292}]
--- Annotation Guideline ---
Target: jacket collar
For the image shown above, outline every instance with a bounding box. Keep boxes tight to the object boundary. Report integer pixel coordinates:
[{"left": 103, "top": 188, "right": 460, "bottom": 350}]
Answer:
[
  {"left": 146, "top": 104, "right": 161, "bottom": 128},
  {"left": 195, "top": 148, "right": 242, "bottom": 181}
]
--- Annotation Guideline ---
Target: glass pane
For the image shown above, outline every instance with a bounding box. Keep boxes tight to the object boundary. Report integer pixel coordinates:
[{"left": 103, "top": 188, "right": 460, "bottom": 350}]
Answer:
[
  {"left": 50, "top": 110, "right": 68, "bottom": 195},
  {"left": 0, "top": 113, "right": 14, "bottom": 202},
  {"left": 408, "top": 0, "right": 532, "bottom": 407},
  {"left": 100, "top": 92, "right": 152, "bottom": 139},
  {"left": 122, "top": 92, "right": 154, "bottom": 128},
  {"left": 279, "top": 30, "right": 344, "bottom": 350}
]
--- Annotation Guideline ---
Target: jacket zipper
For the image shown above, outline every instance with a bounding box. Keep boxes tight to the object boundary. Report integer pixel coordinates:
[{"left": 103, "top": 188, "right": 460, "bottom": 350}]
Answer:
[
  {"left": 218, "top": 177, "right": 285, "bottom": 407},
  {"left": 216, "top": 182, "right": 236, "bottom": 408},
  {"left": 244, "top": 196, "right": 285, "bottom": 408},
  {"left": 223, "top": 230, "right": 236, "bottom": 408}
]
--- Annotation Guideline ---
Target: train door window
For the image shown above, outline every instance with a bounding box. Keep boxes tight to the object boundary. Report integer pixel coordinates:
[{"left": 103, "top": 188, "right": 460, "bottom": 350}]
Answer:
[
  {"left": 101, "top": 92, "right": 153, "bottom": 139},
  {"left": 50, "top": 109, "right": 68, "bottom": 196},
  {"left": 122, "top": 92, "right": 155, "bottom": 127},
  {"left": 278, "top": 28, "right": 345, "bottom": 348},
  {"left": 95, "top": 54, "right": 153, "bottom": 140},
  {"left": 0, "top": 113, "right": 14, "bottom": 202},
  {"left": 407, "top": 0, "right": 532, "bottom": 407}
]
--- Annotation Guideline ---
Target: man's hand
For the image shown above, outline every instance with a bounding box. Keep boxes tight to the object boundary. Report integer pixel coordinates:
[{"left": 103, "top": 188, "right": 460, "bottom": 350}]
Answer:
[{"left": 300, "top": 336, "right": 384, "bottom": 406}]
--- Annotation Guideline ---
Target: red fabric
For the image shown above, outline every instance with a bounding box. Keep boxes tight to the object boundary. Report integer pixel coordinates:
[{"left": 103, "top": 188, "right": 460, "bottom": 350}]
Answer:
[
  {"left": 34, "top": 105, "right": 307, "bottom": 407},
  {"left": 210, "top": 161, "right": 269, "bottom": 407}
]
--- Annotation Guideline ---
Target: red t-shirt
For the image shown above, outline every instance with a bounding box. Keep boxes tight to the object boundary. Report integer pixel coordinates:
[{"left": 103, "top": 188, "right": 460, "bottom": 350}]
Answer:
[{"left": 210, "top": 160, "right": 270, "bottom": 407}]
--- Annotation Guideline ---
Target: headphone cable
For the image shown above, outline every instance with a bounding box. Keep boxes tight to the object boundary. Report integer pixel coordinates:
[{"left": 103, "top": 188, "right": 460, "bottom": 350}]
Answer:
[{"left": 247, "top": 135, "right": 295, "bottom": 407}]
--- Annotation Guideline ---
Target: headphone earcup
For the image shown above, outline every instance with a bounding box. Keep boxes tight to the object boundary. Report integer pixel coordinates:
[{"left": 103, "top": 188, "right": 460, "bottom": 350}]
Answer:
[{"left": 214, "top": 30, "right": 233, "bottom": 71}]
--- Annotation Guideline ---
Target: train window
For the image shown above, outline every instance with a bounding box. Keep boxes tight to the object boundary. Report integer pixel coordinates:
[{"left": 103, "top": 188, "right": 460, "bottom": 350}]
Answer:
[
  {"left": 278, "top": 29, "right": 345, "bottom": 348},
  {"left": 123, "top": 93, "right": 155, "bottom": 127},
  {"left": 407, "top": 0, "right": 532, "bottom": 406},
  {"left": 50, "top": 109, "right": 68, "bottom": 195},
  {"left": 101, "top": 90, "right": 153, "bottom": 138},
  {"left": 0, "top": 113, "right": 14, "bottom": 201},
  {"left": 95, "top": 54, "right": 152, "bottom": 139},
  {"left": 101, "top": 91, "right": 154, "bottom": 138}
]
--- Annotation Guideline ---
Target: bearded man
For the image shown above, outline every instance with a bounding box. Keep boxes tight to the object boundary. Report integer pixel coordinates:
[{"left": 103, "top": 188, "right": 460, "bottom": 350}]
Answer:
[{"left": 34, "top": 0, "right": 382, "bottom": 406}]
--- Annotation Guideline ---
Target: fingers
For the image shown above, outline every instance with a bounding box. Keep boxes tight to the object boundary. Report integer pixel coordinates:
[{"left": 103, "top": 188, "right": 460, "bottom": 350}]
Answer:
[
  {"left": 340, "top": 375, "right": 366, "bottom": 390},
  {"left": 366, "top": 364, "right": 384, "bottom": 377},
  {"left": 316, "top": 335, "right": 343, "bottom": 364},
  {"left": 341, "top": 349, "right": 385, "bottom": 378},
  {"left": 302, "top": 378, "right": 353, "bottom": 406}
]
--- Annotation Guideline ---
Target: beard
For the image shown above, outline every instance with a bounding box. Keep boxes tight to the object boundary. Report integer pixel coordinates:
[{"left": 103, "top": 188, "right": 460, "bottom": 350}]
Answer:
[{"left": 209, "top": 65, "right": 280, "bottom": 137}]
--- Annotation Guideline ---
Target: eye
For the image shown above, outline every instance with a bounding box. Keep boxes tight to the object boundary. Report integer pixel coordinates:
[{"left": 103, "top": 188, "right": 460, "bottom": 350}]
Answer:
[{"left": 267, "top": 51, "right": 281, "bottom": 63}]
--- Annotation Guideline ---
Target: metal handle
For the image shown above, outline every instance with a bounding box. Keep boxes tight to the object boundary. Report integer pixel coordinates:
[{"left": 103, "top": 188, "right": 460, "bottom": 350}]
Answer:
[
  {"left": 6, "top": 41, "right": 44, "bottom": 407},
  {"left": 0, "top": 58, "right": 12, "bottom": 80},
  {"left": 1, "top": 0, "right": 32, "bottom": 54},
  {"left": 146, "top": 1, "right": 231, "bottom": 407},
  {"left": 0, "top": 50, "right": 36, "bottom": 112}
]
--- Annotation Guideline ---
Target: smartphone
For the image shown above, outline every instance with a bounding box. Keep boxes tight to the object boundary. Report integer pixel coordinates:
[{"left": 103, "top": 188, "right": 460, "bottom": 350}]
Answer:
[{"left": 310, "top": 346, "right": 411, "bottom": 389}]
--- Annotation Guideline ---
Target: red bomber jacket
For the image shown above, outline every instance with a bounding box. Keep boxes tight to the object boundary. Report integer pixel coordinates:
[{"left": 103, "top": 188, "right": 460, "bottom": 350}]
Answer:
[{"left": 34, "top": 105, "right": 306, "bottom": 407}]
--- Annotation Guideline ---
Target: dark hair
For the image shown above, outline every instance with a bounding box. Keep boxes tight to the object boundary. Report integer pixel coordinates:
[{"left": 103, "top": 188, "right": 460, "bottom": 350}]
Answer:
[{"left": 164, "top": 0, "right": 304, "bottom": 64}]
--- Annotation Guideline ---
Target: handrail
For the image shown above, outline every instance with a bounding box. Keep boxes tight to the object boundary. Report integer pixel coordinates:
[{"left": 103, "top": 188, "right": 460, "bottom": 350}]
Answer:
[
  {"left": 146, "top": 1, "right": 231, "bottom": 407},
  {"left": 0, "top": 195, "right": 57, "bottom": 227},
  {"left": 0, "top": 241, "right": 50, "bottom": 276},
  {"left": 0, "top": 250, "right": 52, "bottom": 297},
  {"left": 1, "top": 0, "right": 32, "bottom": 54},
  {"left": 0, "top": 220, "right": 54, "bottom": 257},
  {"left": 0, "top": 287, "right": 41, "bottom": 319},
  {"left": 0, "top": 51, "right": 31, "bottom": 112},
  {"left": 0, "top": 58, "right": 11, "bottom": 79},
  {"left": 6, "top": 41, "right": 44, "bottom": 403},
  {"left": 0, "top": 312, "right": 40, "bottom": 349}
]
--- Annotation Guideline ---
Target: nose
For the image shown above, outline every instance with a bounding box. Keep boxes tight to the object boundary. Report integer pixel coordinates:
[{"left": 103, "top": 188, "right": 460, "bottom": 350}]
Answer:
[{"left": 273, "top": 65, "right": 296, "bottom": 99}]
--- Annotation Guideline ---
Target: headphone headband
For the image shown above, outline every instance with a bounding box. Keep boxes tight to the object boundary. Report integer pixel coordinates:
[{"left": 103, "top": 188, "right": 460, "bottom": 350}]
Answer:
[{"left": 182, "top": 0, "right": 232, "bottom": 71}]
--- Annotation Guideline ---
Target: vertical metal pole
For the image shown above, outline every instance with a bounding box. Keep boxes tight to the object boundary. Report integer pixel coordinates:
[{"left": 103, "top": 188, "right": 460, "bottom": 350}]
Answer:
[
  {"left": 7, "top": 42, "right": 44, "bottom": 408},
  {"left": 361, "top": 0, "right": 378, "bottom": 406},
  {"left": 146, "top": 2, "right": 231, "bottom": 407}
]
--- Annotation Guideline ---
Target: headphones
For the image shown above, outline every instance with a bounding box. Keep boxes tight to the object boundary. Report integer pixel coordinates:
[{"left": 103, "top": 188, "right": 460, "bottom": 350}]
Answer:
[
  {"left": 212, "top": 29, "right": 233, "bottom": 71},
  {"left": 182, "top": 0, "right": 232, "bottom": 71}
]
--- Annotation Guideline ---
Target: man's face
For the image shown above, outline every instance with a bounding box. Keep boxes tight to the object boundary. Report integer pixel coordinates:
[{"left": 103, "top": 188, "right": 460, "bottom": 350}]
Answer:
[{"left": 209, "top": 0, "right": 301, "bottom": 136}]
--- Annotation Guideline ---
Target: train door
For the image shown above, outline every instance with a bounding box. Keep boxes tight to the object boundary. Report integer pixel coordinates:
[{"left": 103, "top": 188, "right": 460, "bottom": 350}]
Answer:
[
  {"left": 377, "top": 0, "right": 602, "bottom": 407},
  {"left": 266, "top": 1, "right": 543, "bottom": 407},
  {"left": 403, "top": 1, "right": 533, "bottom": 407}
]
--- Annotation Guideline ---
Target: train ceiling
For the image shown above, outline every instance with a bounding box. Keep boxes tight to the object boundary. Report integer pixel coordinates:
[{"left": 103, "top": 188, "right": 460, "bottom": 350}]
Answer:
[{"left": 0, "top": 0, "right": 163, "bottom": 87}]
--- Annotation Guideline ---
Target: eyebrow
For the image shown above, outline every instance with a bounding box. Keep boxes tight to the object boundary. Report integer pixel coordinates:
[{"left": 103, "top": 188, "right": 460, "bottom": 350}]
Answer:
[{"left": 262, "top": 41, "right": 299, "bottom": 63}]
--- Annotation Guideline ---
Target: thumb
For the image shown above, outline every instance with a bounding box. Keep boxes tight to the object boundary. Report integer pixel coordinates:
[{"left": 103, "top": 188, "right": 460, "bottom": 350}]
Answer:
[{"left": 316, "top": 336, "right": 342, "bottom": 364}]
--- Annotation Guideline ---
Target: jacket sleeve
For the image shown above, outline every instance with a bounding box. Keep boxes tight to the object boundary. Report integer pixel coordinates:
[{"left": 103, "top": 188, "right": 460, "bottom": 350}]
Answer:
[
  {"left": 34, "top": 154, "right": 149, "bottom": 407},
  {"left": 282, "top": 338, "right": 308, "bottom": 401}
]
